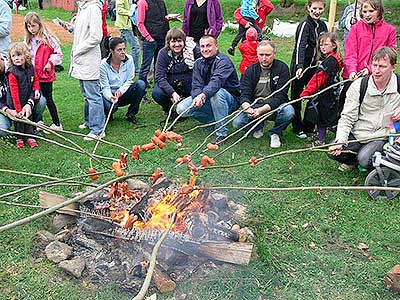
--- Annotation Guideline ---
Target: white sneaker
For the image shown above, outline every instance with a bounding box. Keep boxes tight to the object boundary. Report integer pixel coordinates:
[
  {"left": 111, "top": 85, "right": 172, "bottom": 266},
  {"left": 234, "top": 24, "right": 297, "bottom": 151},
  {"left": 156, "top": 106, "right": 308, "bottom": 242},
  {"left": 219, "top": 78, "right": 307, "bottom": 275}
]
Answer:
[
  {"left": 270, "top": 134, "right": 281, "bottom": 148},
  {"left": 18, "top": 5, "right": 27, "bottom": 10},
  {"left": 83, "top": 132, "right": 106, "bottom": 141},
  {"left": 295, "top": 131, "right": 307, "bottom": 139},
  {"left": 49, "top": 123, "right": 63, "bottom": 131},
  {"left": 252, "top": 129, "right": 264, "bottom": 139},
  {"left": 36, "top": 120, "right": 45, "bottom": 132},
  {"left": 78, "top": 123, "right": 88, "bottom": 129}
]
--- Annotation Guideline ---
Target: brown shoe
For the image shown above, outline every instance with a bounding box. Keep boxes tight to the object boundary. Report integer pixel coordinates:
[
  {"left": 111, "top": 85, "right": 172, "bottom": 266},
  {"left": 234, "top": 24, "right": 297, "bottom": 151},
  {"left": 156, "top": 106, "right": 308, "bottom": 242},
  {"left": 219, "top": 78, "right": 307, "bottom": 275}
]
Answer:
[{"left": 338, "top": 163, "right": 355, "bottom": 172}]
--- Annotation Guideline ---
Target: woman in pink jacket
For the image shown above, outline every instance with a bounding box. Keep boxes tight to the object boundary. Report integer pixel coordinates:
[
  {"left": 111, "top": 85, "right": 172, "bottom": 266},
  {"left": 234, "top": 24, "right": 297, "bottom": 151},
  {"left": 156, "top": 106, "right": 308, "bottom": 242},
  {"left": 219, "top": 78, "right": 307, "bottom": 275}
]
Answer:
[{"left": 339, "top": 0, "right": 397, "bottom": 112}]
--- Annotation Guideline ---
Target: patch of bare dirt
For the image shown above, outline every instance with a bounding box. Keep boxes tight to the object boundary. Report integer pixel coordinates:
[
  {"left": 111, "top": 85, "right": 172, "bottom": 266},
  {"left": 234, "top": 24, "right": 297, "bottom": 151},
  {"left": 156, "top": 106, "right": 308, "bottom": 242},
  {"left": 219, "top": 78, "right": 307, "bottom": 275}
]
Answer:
[{"left": 11, "top": 13, "right": 120, "bottom": 44}]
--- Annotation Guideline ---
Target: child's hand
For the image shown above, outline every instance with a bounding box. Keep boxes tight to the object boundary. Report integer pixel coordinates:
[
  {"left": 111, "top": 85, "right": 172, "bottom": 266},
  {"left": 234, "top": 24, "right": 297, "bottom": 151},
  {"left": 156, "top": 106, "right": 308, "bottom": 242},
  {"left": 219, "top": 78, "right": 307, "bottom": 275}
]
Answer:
[
  {"left": 6, "top": 108, "right": 18, "bottom": 117},
  {"left": 34, "top": 90, "right": 40, "bottom": 99},
  {"left": 43, "top": 62, "right": 52, "bottom": 72}
]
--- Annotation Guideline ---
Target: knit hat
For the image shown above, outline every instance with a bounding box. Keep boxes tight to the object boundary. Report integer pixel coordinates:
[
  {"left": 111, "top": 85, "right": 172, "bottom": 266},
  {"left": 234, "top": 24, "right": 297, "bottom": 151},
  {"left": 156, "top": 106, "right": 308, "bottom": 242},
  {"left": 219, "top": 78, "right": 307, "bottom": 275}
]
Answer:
[{"left": 246, "top": 27, "right": 258, "bottom": 41}]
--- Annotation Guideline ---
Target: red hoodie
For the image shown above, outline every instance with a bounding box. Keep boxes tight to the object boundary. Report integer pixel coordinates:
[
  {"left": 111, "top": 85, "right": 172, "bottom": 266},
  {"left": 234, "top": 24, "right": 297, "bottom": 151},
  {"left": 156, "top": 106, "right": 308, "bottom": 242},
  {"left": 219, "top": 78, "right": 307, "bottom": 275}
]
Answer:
[
  {"left": 238, "top": 37, "right": 258, "bottom": 74},
  {"left": 343, "top": 19, "right": 397, "bottom": 79}
]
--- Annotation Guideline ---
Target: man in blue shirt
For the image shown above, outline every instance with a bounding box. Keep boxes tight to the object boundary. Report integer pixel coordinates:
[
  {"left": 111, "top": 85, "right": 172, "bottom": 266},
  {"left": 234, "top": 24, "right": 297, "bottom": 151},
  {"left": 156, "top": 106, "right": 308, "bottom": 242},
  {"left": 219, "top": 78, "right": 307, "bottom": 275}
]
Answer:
[
  {"left": 176, "top": 35, "right": 240, "bottom": 144},
  {"left": 99, "top": 37, "right": 146, "bottom": 124}
]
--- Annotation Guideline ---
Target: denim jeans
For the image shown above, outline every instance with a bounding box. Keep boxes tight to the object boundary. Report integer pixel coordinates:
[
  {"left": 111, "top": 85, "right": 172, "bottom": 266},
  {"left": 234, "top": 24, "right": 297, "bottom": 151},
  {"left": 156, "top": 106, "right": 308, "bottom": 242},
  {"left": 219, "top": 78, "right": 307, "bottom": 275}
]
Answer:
[
  {"left": 0, "top": 96, "right": 46, "bottom": 137},
  {"left": 120, "top": 29, "right": 140, "bottom": 72},
  {"left": 176, "top": 88, "right": 239, "bottom": 137},
  {"left": 103, "top": 80, "right": 146, "bottom": 117},
  {"left": 79, "top": 80, "right": 105, "bottom": 135},
  {"left": 232, "top": 103, "right": 295, "bottom": 136},
  {"left": 139, "top": 39, "right": 164, "bottom": 86}
]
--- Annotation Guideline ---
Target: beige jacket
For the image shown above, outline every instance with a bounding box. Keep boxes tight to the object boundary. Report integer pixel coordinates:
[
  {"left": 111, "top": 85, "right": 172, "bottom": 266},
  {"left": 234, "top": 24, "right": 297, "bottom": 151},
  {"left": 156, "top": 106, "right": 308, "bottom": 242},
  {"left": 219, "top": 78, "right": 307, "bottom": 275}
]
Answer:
[
  {"left": 69, "top": 0, "right": 103, "bottom": 80},
  {"left": 115, "top": 0, "right": 131, "bottom": 30},
  {"left": 336, "top": 73, "right": 400, "bottom": 143}
]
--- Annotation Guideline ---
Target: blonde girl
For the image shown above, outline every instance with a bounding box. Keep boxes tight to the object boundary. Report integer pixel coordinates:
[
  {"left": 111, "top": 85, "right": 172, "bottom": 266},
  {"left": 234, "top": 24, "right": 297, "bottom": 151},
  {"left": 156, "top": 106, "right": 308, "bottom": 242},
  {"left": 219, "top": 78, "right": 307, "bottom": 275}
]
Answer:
[
  {"left": 6, "top": 42, "right": 41, "bottom": 148},
  {"left": 24, "top": 12, "right": 63, "bottom": 131}
]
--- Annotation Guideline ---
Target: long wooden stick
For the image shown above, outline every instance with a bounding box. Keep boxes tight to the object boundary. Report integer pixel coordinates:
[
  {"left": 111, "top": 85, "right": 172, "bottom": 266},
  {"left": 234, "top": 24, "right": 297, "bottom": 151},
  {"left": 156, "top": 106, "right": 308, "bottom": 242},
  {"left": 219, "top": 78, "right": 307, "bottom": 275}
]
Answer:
[
  {"left": 212, "top": 79, "right": 351, "bottom": 159},
  {"left": 90, "top": 101, "right": 115, "bottom": 168},
  {"left": 0, "top": 128, "right": 117, "bottom": 162},
  {"left": 0, "top": 110, "right": 109, "bottom": 168},
  {"left": 162, "top": 101, "right": 178, "bottom": 132},
  {"left": 203, "top": 185, "right": 400, "bottom": 193},
  {"left": 0, "top": 170, "right": 114, "bottom": 200},
  {"left": 132, "top": 209, "right": 177, "bottom": 300},
  {"left": 203, "top": 133, "right": 393, "bottom": 170},
  {"left": 0, "top": 173, "right": 150, "bottom": 233}
]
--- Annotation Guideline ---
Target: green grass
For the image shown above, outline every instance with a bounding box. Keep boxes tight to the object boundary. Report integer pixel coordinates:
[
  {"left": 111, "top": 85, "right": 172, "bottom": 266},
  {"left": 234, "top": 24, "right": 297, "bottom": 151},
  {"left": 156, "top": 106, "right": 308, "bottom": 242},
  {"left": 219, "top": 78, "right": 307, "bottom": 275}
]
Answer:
[{"left": 1, "top": 1, "right": 400, "bottom": 300}]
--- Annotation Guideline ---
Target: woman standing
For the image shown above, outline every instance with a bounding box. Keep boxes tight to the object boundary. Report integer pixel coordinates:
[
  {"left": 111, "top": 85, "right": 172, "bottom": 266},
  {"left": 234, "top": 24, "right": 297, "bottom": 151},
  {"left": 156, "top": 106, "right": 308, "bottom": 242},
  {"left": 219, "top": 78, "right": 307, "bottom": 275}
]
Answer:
[{"left": 182, "top": 0, "right": 223, "bottom": 43}]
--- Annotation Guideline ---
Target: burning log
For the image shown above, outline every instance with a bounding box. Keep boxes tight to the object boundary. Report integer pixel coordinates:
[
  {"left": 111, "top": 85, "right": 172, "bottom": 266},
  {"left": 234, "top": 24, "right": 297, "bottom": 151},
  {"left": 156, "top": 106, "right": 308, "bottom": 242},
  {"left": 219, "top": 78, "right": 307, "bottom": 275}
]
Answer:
[
  {"left": 198, "top": 241, "right": 253, "bottom": 265},
  {"left": 152, "top": 266, "right": 176, "bottom": 293}
]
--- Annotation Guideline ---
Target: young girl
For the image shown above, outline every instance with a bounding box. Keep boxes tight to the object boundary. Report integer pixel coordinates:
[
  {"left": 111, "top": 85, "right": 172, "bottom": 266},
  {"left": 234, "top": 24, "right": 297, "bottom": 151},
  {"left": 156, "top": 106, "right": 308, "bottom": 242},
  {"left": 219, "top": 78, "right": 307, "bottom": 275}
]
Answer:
[
  {"left": 24, "top": 12, "right": 63, "bottom": 131},
  {"left": 301, "top": 32, "right": 343, "bottom": 146},
  {"left": 6, "top": 42, "right": 41, "bottom": 148},
  {"left": 290, "top": 0, "right": 327, "bottom": 139},
  {"left": 238, "top": 27, "right": 259, "bottom": 75}
]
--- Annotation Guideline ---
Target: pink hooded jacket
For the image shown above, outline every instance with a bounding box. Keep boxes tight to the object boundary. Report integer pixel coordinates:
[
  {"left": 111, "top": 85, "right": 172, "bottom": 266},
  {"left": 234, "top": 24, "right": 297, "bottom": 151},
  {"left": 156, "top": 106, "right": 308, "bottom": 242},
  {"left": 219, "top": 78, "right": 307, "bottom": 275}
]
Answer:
[{"left": 343, "top": 19, "right": 397, "bottom": 79}]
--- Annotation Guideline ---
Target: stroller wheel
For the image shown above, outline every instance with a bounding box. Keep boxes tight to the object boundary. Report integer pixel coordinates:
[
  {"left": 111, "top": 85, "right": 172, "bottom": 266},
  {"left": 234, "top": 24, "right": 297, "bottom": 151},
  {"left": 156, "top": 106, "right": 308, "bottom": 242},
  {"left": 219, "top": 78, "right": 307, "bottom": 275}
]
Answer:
[{"left": 365, "top": 167, "right": 400, "bottom": 200}]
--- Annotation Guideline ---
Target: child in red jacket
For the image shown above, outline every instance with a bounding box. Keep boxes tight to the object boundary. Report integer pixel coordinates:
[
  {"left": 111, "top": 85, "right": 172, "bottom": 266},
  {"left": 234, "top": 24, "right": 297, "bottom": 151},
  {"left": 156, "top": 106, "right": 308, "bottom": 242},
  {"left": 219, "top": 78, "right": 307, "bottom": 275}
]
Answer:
[
  {"left": 6, "top": 42, "right": 41, "bottom": 148},
  {"left": 228, "top": 0, "right": 274, "bottom": 56},
  {"left": 238, "top": 27, "right": 259, "bottom": 74},
  {"left": 24, "top": 12, "right": 63, "bottom": 131}
]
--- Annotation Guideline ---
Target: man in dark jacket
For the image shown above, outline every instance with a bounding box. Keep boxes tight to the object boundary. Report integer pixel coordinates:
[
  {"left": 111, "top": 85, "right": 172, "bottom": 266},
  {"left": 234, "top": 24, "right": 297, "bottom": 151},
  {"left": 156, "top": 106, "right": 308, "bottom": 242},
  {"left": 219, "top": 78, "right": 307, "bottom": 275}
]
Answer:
[
  {"left": 176, "top": 35, "right": 240, "bottom": 144},
  {"left": 233, "top": 40, "right": 294, "bottom": 148}
]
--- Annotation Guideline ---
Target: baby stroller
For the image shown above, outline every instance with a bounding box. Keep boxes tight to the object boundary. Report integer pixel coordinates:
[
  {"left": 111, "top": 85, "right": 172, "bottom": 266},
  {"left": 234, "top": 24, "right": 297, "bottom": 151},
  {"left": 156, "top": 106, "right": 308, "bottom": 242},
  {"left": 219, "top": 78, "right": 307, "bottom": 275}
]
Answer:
[{"left": 365, "top": 143, "right": 400, "bottom": 200}]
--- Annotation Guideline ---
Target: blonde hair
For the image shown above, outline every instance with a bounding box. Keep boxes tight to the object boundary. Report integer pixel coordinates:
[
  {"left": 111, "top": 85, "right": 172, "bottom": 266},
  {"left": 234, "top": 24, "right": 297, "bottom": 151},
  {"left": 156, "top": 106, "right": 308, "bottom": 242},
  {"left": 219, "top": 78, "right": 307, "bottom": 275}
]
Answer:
[
  {"left": 317, "top": 32, "right": 341, "bottom": 60},
  {"left": 24, "top": 12, "right": 59, "bottom": 49},
  {"left": 8, "top": 42, "right": 32, "bottom": 67}
]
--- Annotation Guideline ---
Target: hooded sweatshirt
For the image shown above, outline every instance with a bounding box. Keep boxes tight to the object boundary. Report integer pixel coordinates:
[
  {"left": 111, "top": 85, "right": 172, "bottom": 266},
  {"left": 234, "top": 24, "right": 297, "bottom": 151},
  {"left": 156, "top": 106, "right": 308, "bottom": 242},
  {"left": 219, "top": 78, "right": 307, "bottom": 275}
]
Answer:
[
  {"left": 238, "top": 27, "right": 259, "bottom": 74},
  {"left": 343, "top": 19, "right": 397, "bottom": 79}
]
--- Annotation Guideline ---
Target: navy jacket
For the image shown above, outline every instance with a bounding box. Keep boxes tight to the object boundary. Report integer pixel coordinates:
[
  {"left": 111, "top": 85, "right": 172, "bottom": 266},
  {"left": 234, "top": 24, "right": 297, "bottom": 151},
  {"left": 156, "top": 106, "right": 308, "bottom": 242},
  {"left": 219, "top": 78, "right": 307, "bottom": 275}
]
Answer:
[
  {"left": 191, "top": 51, "right": 240, "bottom": 100},
  {"left": 240, "top": 59, "right": 290, "bottom": 110},
  {"left": 155, "top": 46, "right": 201, "bottom": 97}
]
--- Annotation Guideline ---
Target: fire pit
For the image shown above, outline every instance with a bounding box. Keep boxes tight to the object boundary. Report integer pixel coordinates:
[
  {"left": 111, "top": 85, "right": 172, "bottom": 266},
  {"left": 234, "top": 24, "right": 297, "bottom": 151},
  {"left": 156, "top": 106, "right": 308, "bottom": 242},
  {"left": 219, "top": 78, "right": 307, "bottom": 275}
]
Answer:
[{"left": 39, "top": 177, "right": 254, "bottom": 294}]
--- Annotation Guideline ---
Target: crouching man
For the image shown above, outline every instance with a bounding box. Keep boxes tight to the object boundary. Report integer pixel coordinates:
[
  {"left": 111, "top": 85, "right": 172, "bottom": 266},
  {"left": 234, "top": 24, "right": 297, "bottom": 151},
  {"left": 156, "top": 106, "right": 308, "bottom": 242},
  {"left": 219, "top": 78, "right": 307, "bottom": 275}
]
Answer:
[
  {"left": 176, "top": 34, "right": 240, "bottom": 144},
  {"left": 232, "top": 40, "right": 294, "bottom": 148},
  {"left": 329, "top": 47, "right": 400, "bottom": 171}
]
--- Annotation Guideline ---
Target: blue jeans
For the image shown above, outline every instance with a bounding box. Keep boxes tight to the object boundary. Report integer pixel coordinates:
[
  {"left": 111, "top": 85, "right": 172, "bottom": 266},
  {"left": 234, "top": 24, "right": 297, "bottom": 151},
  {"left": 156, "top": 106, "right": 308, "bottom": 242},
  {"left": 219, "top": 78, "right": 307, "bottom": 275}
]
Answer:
[
  {"left": 79, "top": 80, "right": 105, "bottom": 135},
  {"left": 120, "top": 29, "right": 140, "bottom": 72},
  {"left": 103, "top": 80, "right": 146, "bottom": 117},
  {"left": 176, "top": 88, "right": 239, "bottom": 137},
  {"left": 139, "top": 39, "right": 164, "bottom": 86},
  {"left": 0, "top": 96, "right": 46, "bottom": 137},
  {"left": 232, "top": 103, "right": 295, "bottom": 136}
]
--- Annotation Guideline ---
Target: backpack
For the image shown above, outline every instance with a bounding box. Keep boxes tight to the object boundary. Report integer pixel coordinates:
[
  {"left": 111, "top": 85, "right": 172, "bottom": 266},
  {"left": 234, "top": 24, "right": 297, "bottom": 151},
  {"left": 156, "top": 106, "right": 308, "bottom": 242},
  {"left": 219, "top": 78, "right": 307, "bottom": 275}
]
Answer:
[{"left": 359, "top": 73, "right": 400, "bottom": 105}]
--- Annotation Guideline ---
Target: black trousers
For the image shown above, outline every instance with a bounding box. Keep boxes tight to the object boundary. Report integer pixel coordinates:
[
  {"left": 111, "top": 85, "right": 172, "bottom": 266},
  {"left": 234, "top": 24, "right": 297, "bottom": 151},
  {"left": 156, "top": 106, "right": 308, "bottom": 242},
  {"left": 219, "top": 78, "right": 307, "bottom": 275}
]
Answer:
[
  {"left": 290, "top": 68, "right": 315, "bottom": 134},
  {"left": 15, "top": 118, "right": 34, "bottom": 140},
  {"left": 230, "top": 17, "right": 262, "bottom": 49},
  {"left": 40, "top": 82, "right": 60, "bottom": 126}
]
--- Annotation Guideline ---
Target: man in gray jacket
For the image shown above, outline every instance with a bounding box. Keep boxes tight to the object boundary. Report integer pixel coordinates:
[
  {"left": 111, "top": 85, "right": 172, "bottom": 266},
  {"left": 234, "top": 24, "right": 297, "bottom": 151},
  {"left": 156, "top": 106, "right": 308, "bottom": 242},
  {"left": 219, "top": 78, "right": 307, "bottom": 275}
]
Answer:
[
  {"left": 329, "top": 47, "right": 400, "bottom": 171},
  {"left": 70, "top": 0, "right": 105, "bottom": 140},
  {"left": 0, "top": 0, "right": 12, "bottom": 59}
]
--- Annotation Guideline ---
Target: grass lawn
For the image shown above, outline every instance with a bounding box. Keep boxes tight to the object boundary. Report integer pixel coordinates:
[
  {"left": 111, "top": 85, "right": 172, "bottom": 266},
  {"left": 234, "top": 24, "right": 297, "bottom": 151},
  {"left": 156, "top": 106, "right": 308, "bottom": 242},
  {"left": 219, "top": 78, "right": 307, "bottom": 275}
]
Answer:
[{"left": 1, "top": 1, "right": 400, "bottom": 299}]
